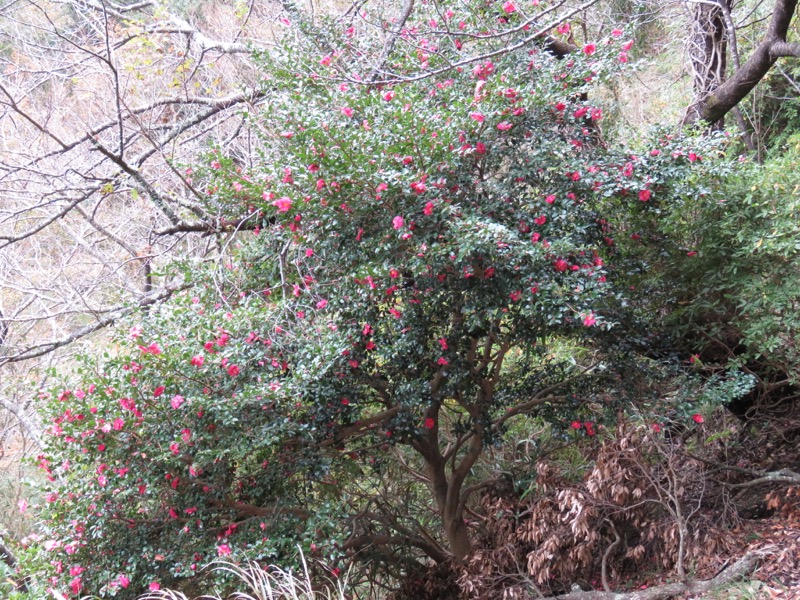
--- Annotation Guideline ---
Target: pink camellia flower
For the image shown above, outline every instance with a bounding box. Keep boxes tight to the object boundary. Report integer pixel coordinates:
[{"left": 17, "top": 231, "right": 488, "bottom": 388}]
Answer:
[
  {"left": 612, "top": 28, "right": 623, "bottom": 37},
  {"left": 149, "top": 582, "right": 161, "bottom": 592},
  {"left": 316, "top": 299, "right": 328, "bottom": 309},
  {"left": 410, "top": 180, "right": 427, "bottom": 194},
  {"left": 571, "top": 421, "right": 582, "bottom": 429},
  {"left": 190, "top": 355, "right": 204, "bottom": 367},
  {"left": 153, "top": 385, "right": 165, "bottom": 397},
  {"left": 217, "top": 544, "right": 232, "bottom": 556},
  {"left": 583, "top": 312, "right": 597, "bottom": 327},
  {"left": 557, "top": 22, "right": 570, "bottom": 34},
  {"left": 424, "top": 418, "right": 436, "bottom": 429},
  {"left": 341, "top": 106, "right": 354, "bottom": 117},
  {"left": 583, "top": 43, "right": 596, "bottom": 55},
  {"left": 392, "top": 216, "right": 405, "bottom": 229},
  {"left": 272, "top": 197, "right": 292, "bottom": 212},
  {"left": 117, "top": 574, "right": 130, "bottom": 589},
  {"left": 171, "top": 395, "right": 184, "bottom": 410},
  {"left": 320, "top": 55, "right": 332, "bottom": 66},
  {"left": 692, "top": 413, "right": 704, "bottom": 424},
  {"left": 423, "top": 201, "right": 434, "bottom": 215},
  {"left": 437, "top": 357, "right": 449, "bottom": 366},
  {"left": 622, "top": 39, "right": 634, "bottom": 51},
  {"left": 112, "top": 418, "right": 124, "bottom": 430},
  {"left": 509, "top": 290, "right": 522, "bottom": 301},
  {"left": 639, "top": 189, "right": 651, "bottom": 202},
  {"left": 554, "top": 259, "right": 569, "bottom": 272},
  {"left": 70, "top": 577, "right": 82, "bottom": 595},
  {"left": 502, "top": 0, "right": 516, "bottom": 12},
  {"left": 228, "top": 365, "right": 240, "bottom": 377},
  {"left": 534, "top": 215, "right": 546, "bottom": 226},
  {"left": 496, "top": 121, "right": 512, "bottom": 130},
  {"left": 469, "top": 111, "right": 485, "bottom": 123},
  {"left": 383, "top": 91, "right": 395, "bottom": 101}
]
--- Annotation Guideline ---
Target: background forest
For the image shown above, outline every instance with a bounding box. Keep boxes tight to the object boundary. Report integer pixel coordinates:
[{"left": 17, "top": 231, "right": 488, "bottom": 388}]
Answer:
[{"left": 1, "top": 0, "right": 800, "bottom": 598}]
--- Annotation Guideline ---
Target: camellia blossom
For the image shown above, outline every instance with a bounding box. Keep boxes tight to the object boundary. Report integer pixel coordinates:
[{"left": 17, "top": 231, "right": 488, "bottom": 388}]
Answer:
[
  {"left": 639, "top": 189, "right": 651, "bottom": 202},
  {"left": 583, "top": 43, "right": 596, "bottom": 55},
  {"left": 227, "top": 365, "right": 240, "bottom": 377},
  {"left": 692, "top": 414, "right": 704, "bottom": 424},
  {"left": 502, "top": 0, "right": 516, "bottom": 12},
  {"left": 272, "top": 197, "right": 292, "bottom": 212},
  {"left": 217, "top": 544, "right": 232, "bottom": 556},
  {"left": 171, "top": 395, "right": 184, "bottom": 410},
  {"left": 583, "top": 312, "right": 597, "bottom": 327},
  {"left": 190, "top": 355, "right": 204, "bottom": 367},
  {"left": 383, "top": 91, "right": 395, "bottom": 101},
  {"left": 469, "top": 111, "right": 485, "bottom": 123},
  {"left": 149, "top": 583, "right": 161, "bottom": 592},
  {"left": 496, "top": 121, "right": 512, "bottom": 130},
  {"left": 424, "top": 418, "right": 436, "bottom": 429},
  {"left": 392, "top": 216, "right": 405, "bottom": 229}
]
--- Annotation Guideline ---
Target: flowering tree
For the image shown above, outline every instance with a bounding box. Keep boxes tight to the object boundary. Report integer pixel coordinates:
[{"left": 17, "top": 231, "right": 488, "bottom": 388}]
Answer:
[{"left": 27, "top": 3, "right": 713, "bottom": 597}]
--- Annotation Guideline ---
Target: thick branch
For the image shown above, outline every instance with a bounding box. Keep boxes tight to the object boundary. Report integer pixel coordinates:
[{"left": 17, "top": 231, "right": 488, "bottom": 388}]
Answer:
[{"left": 695, "top": 0, "right": 799, "bottom": 124}]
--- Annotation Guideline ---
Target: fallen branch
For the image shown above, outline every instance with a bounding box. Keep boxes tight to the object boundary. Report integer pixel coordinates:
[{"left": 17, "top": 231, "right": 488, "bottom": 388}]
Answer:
[{"left": 535, "top": 551, "right": 760, "bottom": 600}]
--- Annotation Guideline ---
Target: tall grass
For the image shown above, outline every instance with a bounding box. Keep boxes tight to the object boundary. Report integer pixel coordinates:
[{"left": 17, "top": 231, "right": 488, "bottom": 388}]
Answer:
[{"left": 138, "top": 553, "right": 351, "bottom": 600}]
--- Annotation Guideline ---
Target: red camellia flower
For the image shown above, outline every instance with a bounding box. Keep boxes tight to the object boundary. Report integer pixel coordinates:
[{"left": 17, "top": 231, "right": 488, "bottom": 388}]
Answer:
[
  {"left": 190, "top": 355, "right": 204, "bottom": 367},
  {"left": 424, "top": 418, "right": 435, "bottom": 429},
  {"left": 638, "top": 189, "right": 651, "bottom": 202},
  {"left": 153, "top": 386, "right": 165, "bottom": 397},
  {"left": 583, "top": 43, "right": 596, "bottom": 55},
  {"left": 692, "top": 414, "right": 704, "bottom": 424},
  {"left": 571, "top": 421, "right": 581, "bottom": 429},
  {"left": 554, "top": 259, "right": 569, "bottom": 272},
  {"left": 227, "top": 365, "right": 240, "bottom": 377}
]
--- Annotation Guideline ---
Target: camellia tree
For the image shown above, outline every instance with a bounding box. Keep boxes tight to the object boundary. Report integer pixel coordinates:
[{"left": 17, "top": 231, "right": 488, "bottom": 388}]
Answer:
[{"left": 30, "top": 4, "right": 718, "bottom": 597}]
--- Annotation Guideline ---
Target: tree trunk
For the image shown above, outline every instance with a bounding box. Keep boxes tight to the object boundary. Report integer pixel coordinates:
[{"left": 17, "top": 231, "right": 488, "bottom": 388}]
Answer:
[
  {"left": 684, "top": 0, "right": 729, "bottom": 127},
  {"left": 443, "top": 508, "right": 472, "bottom": 560}
]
